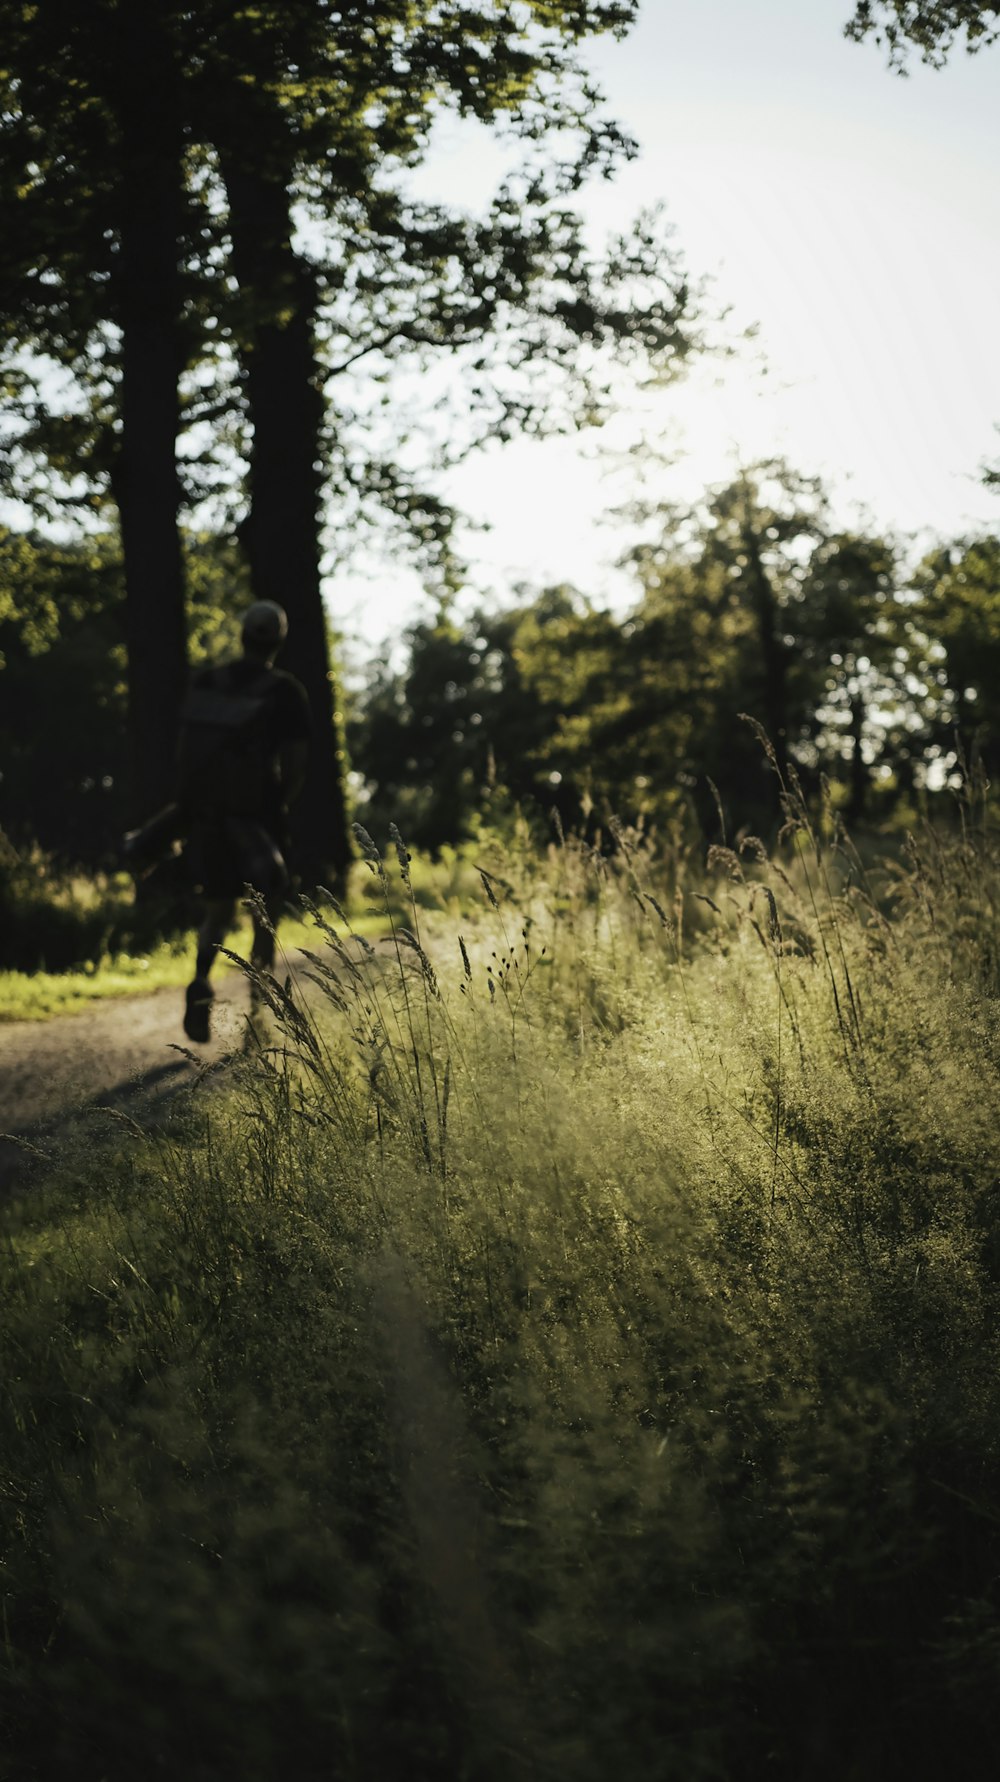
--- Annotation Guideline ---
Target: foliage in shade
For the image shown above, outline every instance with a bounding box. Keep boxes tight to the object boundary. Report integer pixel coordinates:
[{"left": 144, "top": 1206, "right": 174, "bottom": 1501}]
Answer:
[
  {"left": 0, "top": 0, "right": 697, "bottom": 879},
  {"left": 0, "top": 526, "right": 250, "bottom": 863}
]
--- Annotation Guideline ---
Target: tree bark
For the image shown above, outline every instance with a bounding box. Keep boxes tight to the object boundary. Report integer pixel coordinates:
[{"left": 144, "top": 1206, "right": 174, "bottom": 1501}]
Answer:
[
  {"left": 220, "top": 147, "right": 351, "bottom": 890},
  {"left": 847, "top": 687, "right": 867, "bottom": 821},
  {"left": 113, "top": 0, "right": 188, "bottom": 819}
]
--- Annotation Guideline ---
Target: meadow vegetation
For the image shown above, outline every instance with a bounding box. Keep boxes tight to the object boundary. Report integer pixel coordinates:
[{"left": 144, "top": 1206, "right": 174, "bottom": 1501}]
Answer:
[{"left": 2, "top": 772, "right": 999, "bottom": 1779}]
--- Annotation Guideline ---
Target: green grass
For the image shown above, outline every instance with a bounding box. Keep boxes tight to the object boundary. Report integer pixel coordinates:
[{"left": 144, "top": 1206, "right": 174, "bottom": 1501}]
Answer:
[
  {"left": 0, "top": 908, "right": 390, "bottom": 1021},
  {"left": 0, "top": 832, "right": 410, "bottom": 1019},
  {"left": 3, "top": 792, "right": 1000, "bottom": 1779},
  {"left": 0, "top": 936, "right": 196, "bottom": 1020}
]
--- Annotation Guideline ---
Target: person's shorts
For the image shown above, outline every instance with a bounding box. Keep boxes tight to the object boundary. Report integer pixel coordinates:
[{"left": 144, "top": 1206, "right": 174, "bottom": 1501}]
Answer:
[{"left": 185, "top": 816, "right": 289, "bottom": 900}]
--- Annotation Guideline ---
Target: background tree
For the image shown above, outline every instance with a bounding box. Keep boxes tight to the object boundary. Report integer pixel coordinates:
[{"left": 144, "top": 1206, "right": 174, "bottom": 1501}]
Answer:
[
  {"left": 351, "top": 596, "right": 570, "bottom": 852},
  {"left": 846, "top": 2, "right": 1000, "bottom": 785},
  {"left": 845, "top": 2, "right": 1000, "bottom": 64},
  {"left": 0, "top": 530, "right": 127, "bottom": 864},
  {"left": 627, "top": 480, "right": 929, "bottom": 833},
  {"left": 794, "top": 532, "right": 904, "bottom": 818},
  {"left": 1, "top": 0, "right": 698, "bottom": 884},
  {"left": 0, "top": 1, "right": 198, "bottom": 814},
  {"left": 614, "top": 465, "right": 880, "bottom": 825},
  {"left": 907, "top": 535, "right": 1000, "bottom": 776},
  {"left": 204, "top": 0, "right": 698, "bottom": 880},
  {"left": 352, "top": 464, "right": 917, "bottom": 848},
  {"left": 0, "top": 527, "right": 251, "bottom": 862}
]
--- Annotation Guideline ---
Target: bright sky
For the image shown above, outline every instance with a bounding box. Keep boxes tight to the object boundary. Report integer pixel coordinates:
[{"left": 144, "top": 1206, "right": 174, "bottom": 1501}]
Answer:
[{"left": 335, "top": 0, "right": 1000, "bottom": 654}]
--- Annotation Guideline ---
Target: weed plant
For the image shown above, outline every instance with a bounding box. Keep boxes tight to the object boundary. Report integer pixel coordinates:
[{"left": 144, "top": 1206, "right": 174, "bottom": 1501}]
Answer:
[{"left": 2, "top": 778, "right": 999, "bottom": 1779}]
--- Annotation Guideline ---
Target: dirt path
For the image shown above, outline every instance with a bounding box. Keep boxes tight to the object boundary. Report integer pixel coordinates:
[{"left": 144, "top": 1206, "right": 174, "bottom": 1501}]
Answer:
[
  {"left": 374, "top": 1248, "right": 542, "bottom": 1778},
  {"left": 0, "top": 974, "right": 250, "bottom": 1190}
]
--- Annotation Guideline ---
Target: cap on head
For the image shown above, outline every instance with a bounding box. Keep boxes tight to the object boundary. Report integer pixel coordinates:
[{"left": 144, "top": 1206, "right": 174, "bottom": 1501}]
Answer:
[{"left": 241, "top": 600, "right": 288, "bottom": 654}]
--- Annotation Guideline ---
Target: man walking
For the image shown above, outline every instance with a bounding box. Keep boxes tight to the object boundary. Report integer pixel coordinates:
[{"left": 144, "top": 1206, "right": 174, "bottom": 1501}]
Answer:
[{"left": 178, "top": 600, "right": 310, "bottom": 1042}]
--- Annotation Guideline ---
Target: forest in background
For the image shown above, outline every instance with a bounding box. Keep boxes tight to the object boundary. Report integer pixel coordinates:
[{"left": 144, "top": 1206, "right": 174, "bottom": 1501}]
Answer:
[
  {"left": 2, "top": 0, "right": 997, "bottom": 914},
  {"left": 0, "top": 0, "right": 696, "bottom": 889},
  {"left": 2, "top": 467, "right": 999, "bottom": 871}
]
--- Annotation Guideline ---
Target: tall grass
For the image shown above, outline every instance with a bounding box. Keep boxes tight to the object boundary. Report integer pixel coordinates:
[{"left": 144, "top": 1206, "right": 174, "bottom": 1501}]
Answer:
[{"left": 2, "top": 783, "right": 999, "bottom": 1778}]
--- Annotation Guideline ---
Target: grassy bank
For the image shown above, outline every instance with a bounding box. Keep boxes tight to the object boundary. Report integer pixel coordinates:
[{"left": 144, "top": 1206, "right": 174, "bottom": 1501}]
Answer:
[
  {"left": 0, "top": 939, "right": 196, "bottom": 1020},
  {"left": 2, "top": 794, "right": 999, "bottom": 1778},
  {"left": 0, "top": 827, "right": 413, "bottom": 1020},
  {"left": 0, "top": 908, "right": 390, "bottom": 1021}
]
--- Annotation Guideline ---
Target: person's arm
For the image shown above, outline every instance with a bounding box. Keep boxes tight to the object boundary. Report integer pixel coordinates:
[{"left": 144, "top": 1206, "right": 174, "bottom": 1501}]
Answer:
[
  {"left": 277, "top": 737, "right": 309, "bottom": 806},
  {"left": 122, "top": 802, "right": 186, "bottom": 873},
  {"left": 272, "top": 674, "right": 311, "bottom": 807}
]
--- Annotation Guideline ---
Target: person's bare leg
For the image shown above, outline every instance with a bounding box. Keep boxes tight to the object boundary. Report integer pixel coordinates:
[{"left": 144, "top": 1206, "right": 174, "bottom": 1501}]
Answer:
[
  {"left": 196, "top": 898, "right": 235, "bottom": 981},
  {"left": 184, "top": 898, "right": 235, "bottom": 1042}
]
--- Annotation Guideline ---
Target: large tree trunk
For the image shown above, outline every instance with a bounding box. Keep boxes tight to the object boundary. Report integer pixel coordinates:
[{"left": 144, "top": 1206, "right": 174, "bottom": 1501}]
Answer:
[
  {"left": 847, "top": 687, "right": 867, "bottom": 821},
  {"left": 220, "top": 147, "right": 351, "bottom": 890},
  {"left": 113, "top": 0, "right": 187, "bottom": 819}
]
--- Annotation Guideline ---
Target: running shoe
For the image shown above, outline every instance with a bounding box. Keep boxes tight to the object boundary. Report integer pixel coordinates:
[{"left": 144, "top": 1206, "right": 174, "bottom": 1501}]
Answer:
[{"left": 183, "top": 977, "right": 214, "bottom": 1043}]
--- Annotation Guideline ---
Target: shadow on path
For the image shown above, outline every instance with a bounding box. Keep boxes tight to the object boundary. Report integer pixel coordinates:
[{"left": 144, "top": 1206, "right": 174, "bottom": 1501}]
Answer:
[
  {"left": 0, "top": 978, "right": 251, "bottom": 1197},
  {"left": 0, "top": 1056, "right": 205, "bottom": 1196}
]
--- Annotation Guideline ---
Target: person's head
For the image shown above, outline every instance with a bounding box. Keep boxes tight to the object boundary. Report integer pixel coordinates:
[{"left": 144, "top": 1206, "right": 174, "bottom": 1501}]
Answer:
[{"left": 241, "top": 600, "right": 288, "bottom": 663}]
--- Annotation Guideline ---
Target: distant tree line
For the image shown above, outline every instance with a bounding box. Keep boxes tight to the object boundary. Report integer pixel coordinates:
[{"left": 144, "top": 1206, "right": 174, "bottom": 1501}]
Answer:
[
  {"left": 350, "top": 463, "right": 1000, "bottom": 850},
  {"left": 2, "top": 469, "right": 997, "bottom": 863}
]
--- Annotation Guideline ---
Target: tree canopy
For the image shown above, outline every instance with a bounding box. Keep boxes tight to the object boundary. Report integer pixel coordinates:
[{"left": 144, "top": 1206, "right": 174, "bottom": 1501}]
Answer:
[
  {"left": 349, "top": 464, "right": 998, "bottom": 854},
  {"left": 4, "top": 4, "right": 996, "bottom": 877},
  {"left": 845, "top": 2, "right": 1000, "bottom": 64},
  {"left": 1, "top": 0, "right": 696, "bottom": 880}
]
